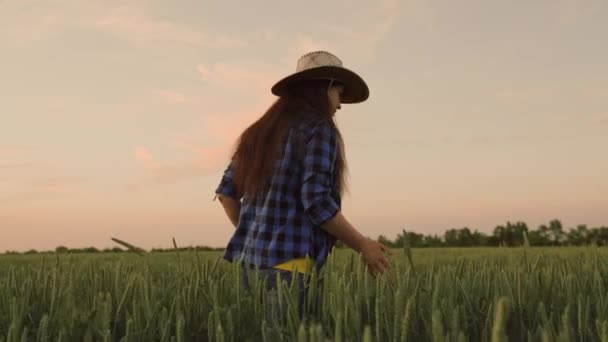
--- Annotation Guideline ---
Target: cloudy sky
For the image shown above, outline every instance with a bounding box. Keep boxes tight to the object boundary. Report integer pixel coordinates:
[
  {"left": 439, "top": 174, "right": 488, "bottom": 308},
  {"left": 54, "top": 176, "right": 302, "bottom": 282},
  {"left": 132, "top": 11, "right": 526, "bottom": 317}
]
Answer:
[{"left": 1, "top": 0, "right": 607, "bottom": 252}]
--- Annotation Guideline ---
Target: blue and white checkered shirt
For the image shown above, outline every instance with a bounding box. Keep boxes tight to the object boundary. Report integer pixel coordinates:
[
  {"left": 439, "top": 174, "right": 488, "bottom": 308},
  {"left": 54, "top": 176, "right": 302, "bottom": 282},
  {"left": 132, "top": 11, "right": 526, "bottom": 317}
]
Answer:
[{"left": 215, "top": 113, "right": 341, "bottom": 271}]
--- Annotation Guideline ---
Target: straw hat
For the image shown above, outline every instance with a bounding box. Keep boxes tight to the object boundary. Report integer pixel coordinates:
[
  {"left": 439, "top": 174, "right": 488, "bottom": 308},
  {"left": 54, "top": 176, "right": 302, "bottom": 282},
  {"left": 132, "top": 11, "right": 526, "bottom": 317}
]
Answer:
[{"left": 271, "top": 51, "right": 369, "bottom": 104}]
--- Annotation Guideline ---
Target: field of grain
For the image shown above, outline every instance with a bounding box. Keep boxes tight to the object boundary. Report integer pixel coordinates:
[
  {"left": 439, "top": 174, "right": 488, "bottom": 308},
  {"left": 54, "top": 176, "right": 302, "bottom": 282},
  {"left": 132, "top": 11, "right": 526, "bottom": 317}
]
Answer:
[{"left": 1, "top": 247, "right": 608, "bottom": 342}]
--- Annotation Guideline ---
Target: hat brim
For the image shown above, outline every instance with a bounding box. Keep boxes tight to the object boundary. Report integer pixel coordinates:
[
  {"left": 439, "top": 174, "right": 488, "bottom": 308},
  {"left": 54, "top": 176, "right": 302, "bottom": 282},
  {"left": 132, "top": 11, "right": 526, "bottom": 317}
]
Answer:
[{"left": 271, "top": 66, "right": 369, "bottom": 104}]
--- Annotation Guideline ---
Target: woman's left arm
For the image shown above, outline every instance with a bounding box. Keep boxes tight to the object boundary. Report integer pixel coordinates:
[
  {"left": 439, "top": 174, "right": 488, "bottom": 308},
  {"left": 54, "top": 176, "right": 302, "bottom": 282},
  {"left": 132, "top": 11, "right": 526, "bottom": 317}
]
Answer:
[
  {"left": 216, "top": 194, "right": 241, "bottom": 228},
  {"left": 214, "top": 160, "right": 242, "bottom": 228}
]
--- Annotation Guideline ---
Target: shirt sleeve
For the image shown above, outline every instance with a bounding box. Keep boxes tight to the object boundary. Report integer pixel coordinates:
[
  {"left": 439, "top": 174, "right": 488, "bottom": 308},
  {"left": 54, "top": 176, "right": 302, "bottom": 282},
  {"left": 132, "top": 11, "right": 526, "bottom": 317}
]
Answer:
[
  {"left": 214, "top": 160, "right": 241, "bottom": 200},
  {"left": 300, "top": 120, "right": 340, "bottom": 226}
]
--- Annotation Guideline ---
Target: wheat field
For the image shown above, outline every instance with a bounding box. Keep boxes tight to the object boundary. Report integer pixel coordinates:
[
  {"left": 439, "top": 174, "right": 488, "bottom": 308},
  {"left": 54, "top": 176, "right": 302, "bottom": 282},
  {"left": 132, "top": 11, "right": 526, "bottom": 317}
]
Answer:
[{"left": 1, "top": 246, "right": 607, "bottom": 341}]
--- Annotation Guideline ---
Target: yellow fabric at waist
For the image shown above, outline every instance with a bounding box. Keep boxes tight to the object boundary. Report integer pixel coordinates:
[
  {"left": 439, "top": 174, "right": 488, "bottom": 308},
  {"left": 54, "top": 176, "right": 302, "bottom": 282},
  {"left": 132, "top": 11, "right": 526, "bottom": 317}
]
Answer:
[{"left": 273, "top": 257, "right": 314, "bottom": 274}]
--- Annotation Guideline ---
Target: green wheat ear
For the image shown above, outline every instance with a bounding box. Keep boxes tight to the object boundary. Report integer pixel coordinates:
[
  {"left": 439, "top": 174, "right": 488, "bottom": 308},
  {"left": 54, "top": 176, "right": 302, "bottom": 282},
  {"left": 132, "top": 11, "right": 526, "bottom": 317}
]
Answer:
[
  {"left": 110, "top": 238, "right": 146, "bottom": 256},
  {"left": 402, "top": 229, "right": 416, "bottom": 276},
  {"left": 523, "top": 230, "right": 531, "bottom": 248}
]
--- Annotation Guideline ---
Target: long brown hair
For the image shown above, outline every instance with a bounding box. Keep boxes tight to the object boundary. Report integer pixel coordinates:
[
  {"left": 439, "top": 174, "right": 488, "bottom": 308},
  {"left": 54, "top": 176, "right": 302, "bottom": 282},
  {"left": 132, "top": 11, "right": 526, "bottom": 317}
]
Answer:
[{"left": 230, "top": 79, "right": 348, "bottom": 198}]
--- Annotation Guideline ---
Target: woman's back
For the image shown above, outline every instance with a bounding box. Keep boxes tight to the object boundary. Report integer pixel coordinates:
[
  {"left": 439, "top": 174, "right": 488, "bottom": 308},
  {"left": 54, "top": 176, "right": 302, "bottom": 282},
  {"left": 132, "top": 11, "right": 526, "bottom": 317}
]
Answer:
[{"left": 215, "top": 109, "right": 341, "bottom": 272}]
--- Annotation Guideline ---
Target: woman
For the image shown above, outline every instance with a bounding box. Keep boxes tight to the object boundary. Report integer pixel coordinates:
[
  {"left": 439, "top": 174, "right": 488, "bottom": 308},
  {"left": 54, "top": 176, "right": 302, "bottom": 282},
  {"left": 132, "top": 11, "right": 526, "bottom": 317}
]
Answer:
[{"left": 214, "top": 51, "right": 392, "bottom": 324}]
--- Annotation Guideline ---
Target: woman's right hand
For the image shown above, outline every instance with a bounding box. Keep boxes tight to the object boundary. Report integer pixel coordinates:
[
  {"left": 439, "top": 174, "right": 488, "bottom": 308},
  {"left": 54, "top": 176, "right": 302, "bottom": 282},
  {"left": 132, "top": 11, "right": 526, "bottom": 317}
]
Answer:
[{"left": 359, "top": 237, "right": 392, "bottom": 276}]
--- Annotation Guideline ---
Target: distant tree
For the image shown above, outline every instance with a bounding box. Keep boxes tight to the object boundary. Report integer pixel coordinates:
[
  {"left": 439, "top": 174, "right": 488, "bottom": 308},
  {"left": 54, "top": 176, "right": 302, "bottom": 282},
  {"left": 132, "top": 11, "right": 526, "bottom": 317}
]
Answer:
[
  {"left": 395, "top": 230, "right": 425, "bottom": 248},
  {"left": 509, "top": 221, "right": 529, "bottom": 246},
  {"left": 445, "top": 227, "right": 474, "bottom": 247},
  {"left": 536, "top": 224, "right": 551, "bottom": 245},
  {"left": 24, "top": 249, "right": 38, "bottom": 254},
  {"left": 566, "top": 224, "right": 590, "bottom": 246},
  {"left": 549, "top": 219, "right": 566, "bottom": 245},
  {"left": 486, "top": 234, "right": 501, "bottom": 246},
  {"left": 408, "top": 231, "right": 425, "bottom": 247},
  {"left": 527, "top": 229, "right": 549, "bottom": 246},
  {"left": 377, "top": 234, "right": 397, "bottom": 248},
  {"left": 55, "top": 246, "right": 69, "bottom": 253},
  {"left": 590, "top": 226, "right": 608, "bottom": 245},
  {"left": 490, "top": 221, "right": 528, "bottom": 246},
  {"left": 493, "top": 225, "right": 507, "bottom": 246},
  {"left": 471, "top": 230, "right": 489, "bottom": 246},
  {"left": 422, "top": 234, "right": 443, "bottom": 247},
  {"left": 444, "top": 228, "right": 459, "bottom": 247}
]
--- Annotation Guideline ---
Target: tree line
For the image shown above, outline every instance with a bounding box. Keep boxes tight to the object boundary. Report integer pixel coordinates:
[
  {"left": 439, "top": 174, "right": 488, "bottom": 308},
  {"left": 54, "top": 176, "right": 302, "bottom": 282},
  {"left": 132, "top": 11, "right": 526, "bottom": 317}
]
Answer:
[
  {"left": 364, "top": 219, "right": 608, "bottom": 248},
  {"left": 3, "top": 219, "right": 608, "bottom": 255},
  {"left": 2, "top": 245, "right": 224, "bottom": 256}
]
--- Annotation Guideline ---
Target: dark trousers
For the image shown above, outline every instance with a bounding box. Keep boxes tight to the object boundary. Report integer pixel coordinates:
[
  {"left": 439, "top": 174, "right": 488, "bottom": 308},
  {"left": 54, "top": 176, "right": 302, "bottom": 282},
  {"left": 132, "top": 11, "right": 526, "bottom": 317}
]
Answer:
[{"left": 239, "top": 263, "right": 324, "bottom": 326}]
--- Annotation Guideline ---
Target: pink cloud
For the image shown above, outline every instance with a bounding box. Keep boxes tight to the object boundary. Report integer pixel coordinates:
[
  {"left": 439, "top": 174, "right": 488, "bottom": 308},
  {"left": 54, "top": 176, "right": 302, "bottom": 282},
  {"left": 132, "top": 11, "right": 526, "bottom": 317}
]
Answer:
[
  {"left": 0, "top": 2, "right": 113, "bottom": 45},
  {"left": 287, "top": 0, "right": 401, "bottom": 66},
  {"left": 128, "top": 150, "right": 226, "bottom": 190},
  {"left": 131, "top": 59, "right": 291, "bottom": 189},
  {"left": 213, "top": 63, "right": 273, "bottom": 85},
  {"left": 1, "top": 2, "right": 245, "bottom": 51},
  {"left": 195, "top": 62, "right": 282, "bottom": 92},
  {"left": 130, "top": 140, "right": 223, "bottom": 188},
  {"left": 128, "top": 58, "right": 285, "bottom": 190},
  {"left": 365, "top": 0, "right": 400, "bottom": 45},
  {"left": 156, "top": 89, "right": 188, "bottom": 104},
  {"left": 93, "top": 7, "right": 245, "bottom": 48},
  {"left": 196, "top": 64, "right": 210, "bottom": 80},
  {"left": 133, "top": 146, "right": 154, "bottom": 163},
  {"left": 128, "top": 97, "right": 272, "bottom": 189}
]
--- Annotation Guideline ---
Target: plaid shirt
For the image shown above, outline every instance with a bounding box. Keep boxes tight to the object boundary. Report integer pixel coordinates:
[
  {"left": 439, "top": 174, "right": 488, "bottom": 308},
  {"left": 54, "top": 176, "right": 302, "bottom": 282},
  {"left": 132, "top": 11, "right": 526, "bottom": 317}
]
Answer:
[{"left": 215, "top": 113, "right": 341, "bottom": 272}]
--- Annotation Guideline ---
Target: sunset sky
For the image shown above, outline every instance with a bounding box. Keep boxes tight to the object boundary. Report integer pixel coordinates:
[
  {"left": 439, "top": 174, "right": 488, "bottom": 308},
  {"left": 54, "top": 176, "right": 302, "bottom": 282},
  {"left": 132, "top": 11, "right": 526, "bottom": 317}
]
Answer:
[{"left": 1, "top": 0, "right": 607, "bottom": 252}]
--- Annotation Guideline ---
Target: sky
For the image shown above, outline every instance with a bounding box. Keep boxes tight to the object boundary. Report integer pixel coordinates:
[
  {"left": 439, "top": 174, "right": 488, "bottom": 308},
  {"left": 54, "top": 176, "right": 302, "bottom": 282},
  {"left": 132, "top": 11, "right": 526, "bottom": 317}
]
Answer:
[{"left": 1, "top": 0, "right": 607, "bottom": 252}]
